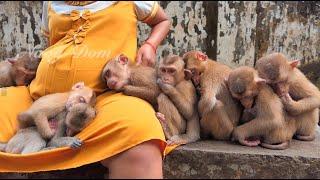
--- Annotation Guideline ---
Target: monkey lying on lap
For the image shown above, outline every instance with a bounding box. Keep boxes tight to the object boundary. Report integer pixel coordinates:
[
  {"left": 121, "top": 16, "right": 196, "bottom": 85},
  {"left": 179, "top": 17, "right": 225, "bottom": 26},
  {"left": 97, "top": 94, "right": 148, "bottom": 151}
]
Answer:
[
  {"left": 18, "top": 82, "right": 96, "bottom": 140},
  {"left": 0, "top": 82, "right": 97, "bottom": 154},
  {"left": 0, "top": 102, "right": 96, "bottom": 154},
  {"left": 0, "top": 51, "right": 40, "bottom": 87},
  {"left": 101, "top": 54, "right": 200, "bottom": 145}
]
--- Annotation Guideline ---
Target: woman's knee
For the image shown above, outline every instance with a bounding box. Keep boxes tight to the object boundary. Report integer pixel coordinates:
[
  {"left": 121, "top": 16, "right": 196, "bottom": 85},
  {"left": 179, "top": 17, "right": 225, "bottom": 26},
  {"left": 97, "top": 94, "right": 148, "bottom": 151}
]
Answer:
[{"left": 101, "top": 140, "right": 163, "bottom": 168}]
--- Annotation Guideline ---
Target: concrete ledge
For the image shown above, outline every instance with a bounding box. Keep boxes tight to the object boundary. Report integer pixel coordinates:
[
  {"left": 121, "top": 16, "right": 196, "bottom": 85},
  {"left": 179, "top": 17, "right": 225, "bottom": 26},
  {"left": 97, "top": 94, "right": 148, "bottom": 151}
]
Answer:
[
  {"left": 164, "top": 135, "right": 320, "bottom": 179},
  {"left": 1, "top": 130, "right": 319, "bottom": 179}
]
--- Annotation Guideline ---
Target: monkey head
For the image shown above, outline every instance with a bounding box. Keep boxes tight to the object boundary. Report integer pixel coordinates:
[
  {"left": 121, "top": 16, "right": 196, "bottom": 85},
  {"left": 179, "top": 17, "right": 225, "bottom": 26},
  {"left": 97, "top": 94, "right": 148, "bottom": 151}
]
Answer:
[
  {"left": 65, "top": 103, "right": 97, "bottom": 136},
  {"left": 66, "top": 82, "right": 96, "bottom": 110},
  {"left": 8, "top": 51, "right": 41, "bottom": 86},
  {"left": 156, "top": 55, "right": 185, "bottom": 86},
  {"left": 182, "top": 50, "right": 208, "bottom": 86},
  {"left": 227, "top": 66, "right": 266, "bottom": 109},
  {"left": 256, "top": 53, "right": 300, "bottom": 97},
  {"left": 101, "top": 54, "right": 131, "bottom": 91}
]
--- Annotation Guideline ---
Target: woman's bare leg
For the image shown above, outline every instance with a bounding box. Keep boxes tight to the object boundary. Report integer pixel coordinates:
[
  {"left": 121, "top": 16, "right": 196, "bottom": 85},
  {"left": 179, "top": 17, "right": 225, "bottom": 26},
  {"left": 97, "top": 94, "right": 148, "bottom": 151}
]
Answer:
[{"left": 101, "top": 140, "right": 163, "bottom": 179}]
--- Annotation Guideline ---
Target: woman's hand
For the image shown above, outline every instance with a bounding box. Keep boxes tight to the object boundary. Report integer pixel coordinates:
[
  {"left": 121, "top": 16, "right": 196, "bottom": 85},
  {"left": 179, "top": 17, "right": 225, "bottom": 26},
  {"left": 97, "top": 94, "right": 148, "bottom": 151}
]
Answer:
[
  {"left": 136, "top": 5, "right": 171, "bottom": 67},
  {"left": 136, "top": 43, "right": 156, "bottom": 67}
]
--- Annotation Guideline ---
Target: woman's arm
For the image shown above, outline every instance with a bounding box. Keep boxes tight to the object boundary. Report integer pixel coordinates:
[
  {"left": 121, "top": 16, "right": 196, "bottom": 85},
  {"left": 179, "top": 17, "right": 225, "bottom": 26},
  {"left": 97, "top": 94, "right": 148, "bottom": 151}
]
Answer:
[{"left": 136, "top": 6, "right": 171, "bottom": 67}]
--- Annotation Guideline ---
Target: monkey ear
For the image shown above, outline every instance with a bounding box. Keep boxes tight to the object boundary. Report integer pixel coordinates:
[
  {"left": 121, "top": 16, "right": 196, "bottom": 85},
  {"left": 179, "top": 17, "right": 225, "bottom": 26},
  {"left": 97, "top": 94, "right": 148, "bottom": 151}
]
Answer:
[
  {"left": 118, "top": 54, "right": 129, "bottom": 65},
  {"left": 254, "top": 77, "right": 267, "bottom": 85},
  {"left": 184, "top": 69, "right": 192, "bottom": 80},
  {"left": 7, "top": 58, "right": 17, "bottom": 64},
  {"left": 72, "top": 82, "right": 85, "bottom": 90},
  {"left": 289, "top": 60, "right": 300, "bottom": 69},
  {"left": 196, "top": 52, "right": 208, "bottom": 61},
  {"left": 224, "top": 77, "right": 229, "bottom": 84}
]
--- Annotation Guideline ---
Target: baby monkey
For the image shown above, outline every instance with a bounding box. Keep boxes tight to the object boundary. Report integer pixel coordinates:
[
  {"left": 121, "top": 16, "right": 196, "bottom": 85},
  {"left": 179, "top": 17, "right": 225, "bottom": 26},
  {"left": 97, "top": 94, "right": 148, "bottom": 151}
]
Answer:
[
  {"left": 101, "top": 54, "right": 160, "bottom": 106},
  {"left": 18, "top": 82, "right": 96, "bottom": 140},
  {"left": 256, "top": 53, "right": 319, "bottom": 141},
  {"left": 227, "top": 66, "right": 296, "bottom": 150},
  {"left": 47, "top": 102, "right": 96, "bottom": 149},
  {"left": 183, "top": 50, "right": 241, "bottom": 140},
  {"left": 0, "top": 51, "right": 40, "bottom": 87},
  {"left": 0, "top": 102, "right": 96, "bottom": 154},
  {"left": 156, "top": 55, "right": 200, "bottom": 145}
]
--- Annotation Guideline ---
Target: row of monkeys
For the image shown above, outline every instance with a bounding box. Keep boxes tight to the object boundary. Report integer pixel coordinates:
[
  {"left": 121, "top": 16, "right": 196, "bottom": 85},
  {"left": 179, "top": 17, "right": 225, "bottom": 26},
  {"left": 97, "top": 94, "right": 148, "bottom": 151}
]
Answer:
[{"left": 0, "top": 50, "right": 319, "bottom": 154}]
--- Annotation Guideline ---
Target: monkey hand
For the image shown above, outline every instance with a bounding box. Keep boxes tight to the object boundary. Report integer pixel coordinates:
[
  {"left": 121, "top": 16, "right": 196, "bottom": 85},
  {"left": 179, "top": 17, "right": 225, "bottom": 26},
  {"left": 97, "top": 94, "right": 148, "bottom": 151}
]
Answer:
[
  {"left": 157, "top": 79, "right": 174, "bottom": 95},
  {"left": 281, "top": 93, "right": 297, "bottom": 115},
  {"left": 69, "top": 137, "right": 83, "bottom": 149},
  {"left": 198, "top": 97, "right": 217, "bottom": 115}
]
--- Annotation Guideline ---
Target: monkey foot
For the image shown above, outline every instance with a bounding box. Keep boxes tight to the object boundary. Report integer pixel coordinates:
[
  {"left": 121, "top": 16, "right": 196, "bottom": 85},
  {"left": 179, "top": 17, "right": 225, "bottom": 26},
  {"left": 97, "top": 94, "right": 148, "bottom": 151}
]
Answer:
[
  {"left": 167, "top": 136, "right": 185, "bottom": 146},
  {"left": 240, "top": 137, "right": 261, "bottom": 147},
  {"left": 260, "top": 141, "right": 290, "bottom": 150},
  {"left": 294, "top": 134, "right": 315, "bottom": 141},
  {"left": 155, "top": 112, "right": 166, "bottom": 123},
  {"left": 167, "top": 140, "right": 180, "bottom": 146}
]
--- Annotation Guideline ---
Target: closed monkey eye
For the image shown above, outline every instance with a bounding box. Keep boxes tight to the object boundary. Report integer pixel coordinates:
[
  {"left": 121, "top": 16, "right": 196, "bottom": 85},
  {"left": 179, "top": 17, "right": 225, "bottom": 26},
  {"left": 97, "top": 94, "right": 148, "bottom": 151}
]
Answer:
[
  {"left": 105, "top": 69, "right": 111, "bottom": 78},
  {"left": 168, "top": 68, "right": 176, "bottom": 74}
]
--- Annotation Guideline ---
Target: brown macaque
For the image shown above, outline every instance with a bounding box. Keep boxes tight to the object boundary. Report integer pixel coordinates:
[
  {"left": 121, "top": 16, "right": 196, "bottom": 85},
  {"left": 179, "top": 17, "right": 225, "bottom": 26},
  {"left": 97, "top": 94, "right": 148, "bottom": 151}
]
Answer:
[
  {"left": 18, "top": 82, "right": 96, "bottom": 140},
  {"left": 47, "top": 102, "right": 96, "bottom": 149},
  {"left": 0, "top": 51, "right": 40, "bottom": 87},
  {"left": 101, "top": 54, "right": 160, "bottom": 106},
  {"left": 0, "top": 103, "right": 97, "bottom": 154},
  {"left": 182, "top": 50, "right": 241, "bottom": 140},
  {"left": 156, "top": 55, "right": 200, "bottom": 145},
  {"left": 256, "top": 52, "right": 319, "bottom": 141},
  {"left": 227, "top": 66, "right": 296, "bottom": 150}
]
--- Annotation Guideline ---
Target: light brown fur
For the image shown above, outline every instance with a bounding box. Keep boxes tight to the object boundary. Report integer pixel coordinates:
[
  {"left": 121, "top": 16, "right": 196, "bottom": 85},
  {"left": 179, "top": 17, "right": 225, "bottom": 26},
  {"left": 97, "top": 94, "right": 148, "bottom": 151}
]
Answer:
[
  {"left": 156, "top": 55, "right": 200, "bottom": 145},
  {"left": 0, "top": 51, "right": 40, "bottom": 87},
  {"left": 0, "top": 102, "right": 97, "bottom": 154},
  {"left": 228, "top": 66, "right": 296, "bottom": 150},
  {"left": 101, "top": 54, "right": 160, "bottom": 106},
  {"left": 256, "top": 52, "right": 319, "bottom": 141},
  {"left": 47, "top": 102, "right": 96, "bottom": 149},
  {"left": 18, "top": 82, "right": 96, "bottom": 140},
  {"left": 183, "top": 50, "right": 242, "bottom": 140}
]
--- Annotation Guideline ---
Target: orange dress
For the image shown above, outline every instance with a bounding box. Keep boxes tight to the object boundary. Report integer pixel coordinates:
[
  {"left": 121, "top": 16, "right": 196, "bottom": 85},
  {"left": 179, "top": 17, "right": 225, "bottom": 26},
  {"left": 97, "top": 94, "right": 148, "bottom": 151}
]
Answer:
[{"left": 0, "top": 1, "right": 176, "bottom": 172}]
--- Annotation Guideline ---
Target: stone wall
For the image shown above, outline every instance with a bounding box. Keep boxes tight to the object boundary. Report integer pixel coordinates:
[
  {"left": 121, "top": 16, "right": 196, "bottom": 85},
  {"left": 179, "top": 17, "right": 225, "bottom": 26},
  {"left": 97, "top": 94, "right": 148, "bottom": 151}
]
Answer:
[{"left": 0, "top": 1, "right": 319, "bottom": 85}]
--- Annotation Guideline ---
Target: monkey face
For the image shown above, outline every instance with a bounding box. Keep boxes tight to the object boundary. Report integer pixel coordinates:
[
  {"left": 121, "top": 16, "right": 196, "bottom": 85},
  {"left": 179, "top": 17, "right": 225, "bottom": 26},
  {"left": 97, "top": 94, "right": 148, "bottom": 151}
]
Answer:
[
  {"left": 158, "top": 66, "right": 177, "bottom": 85},
  {"left": 65, "top": 103, "right": 96, "bottom": 136},
  {"left": 230, "top": 87, "right": 257, "bottom": 109},
  {"left": 228, "top": 67, "right": 264, "bottom": 109},
  {"left": 271, "top": 81, "right": 289, "bottom": 97},
  {"left": 66, "top": 82, "right": 96, "bottom": 109},
  {"left": 157, "top": 55, "right": 186, "bottom": 86},
  {"left": 102, "top": 55, "right": 130, "bottom": 91},
  {"left": 256, "top": 52, "right": 292, "bottom": 96},
  {"left": 182, "top": 51, "right": 207, "bottom": 86},
  {"left": 10, "top": 52, "right": 40, "bottom": 86}
]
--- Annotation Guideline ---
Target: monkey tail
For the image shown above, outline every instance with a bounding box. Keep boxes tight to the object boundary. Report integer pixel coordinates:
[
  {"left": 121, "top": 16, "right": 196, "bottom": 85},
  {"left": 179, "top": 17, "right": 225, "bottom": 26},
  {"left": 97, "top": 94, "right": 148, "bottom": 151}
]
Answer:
[
  {"left": 295, "top": 134, "right": 315, "bottom": 141},
  {"left": 260, "top": 141, "right": 290, "bottom": 150},
  {"left": 0, "top": 142, "right": 7, "bottom": 152}
]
